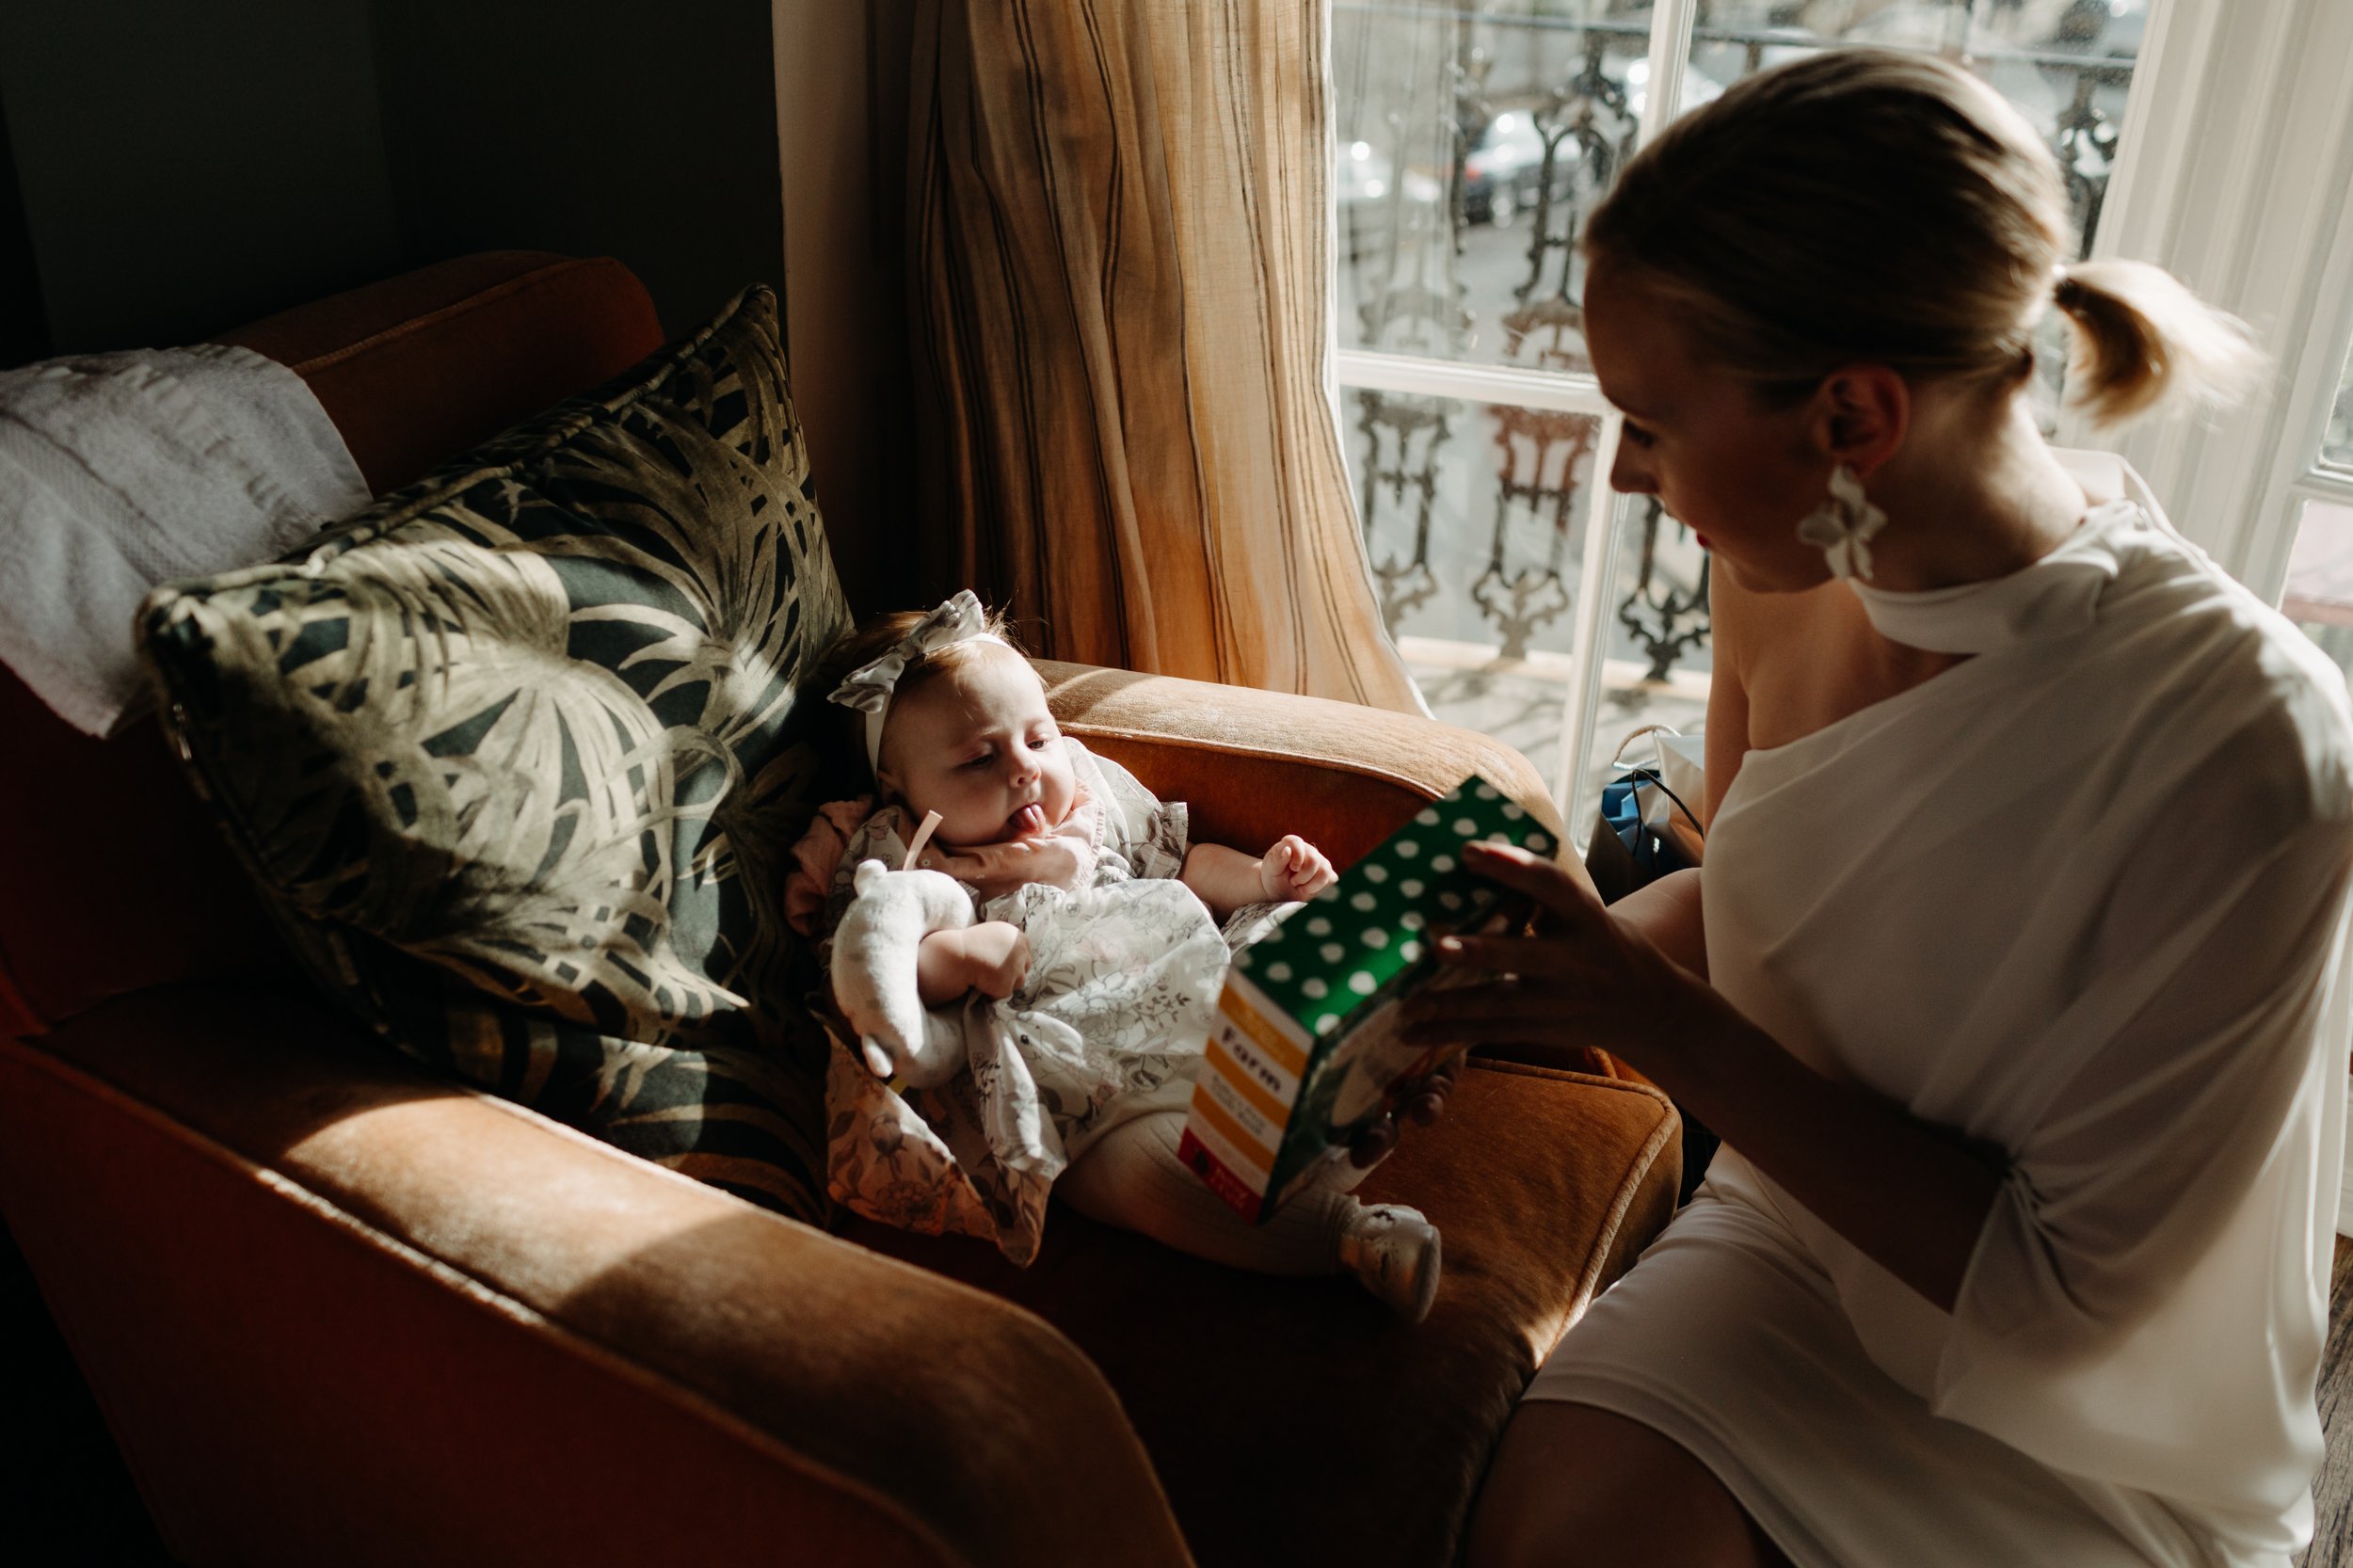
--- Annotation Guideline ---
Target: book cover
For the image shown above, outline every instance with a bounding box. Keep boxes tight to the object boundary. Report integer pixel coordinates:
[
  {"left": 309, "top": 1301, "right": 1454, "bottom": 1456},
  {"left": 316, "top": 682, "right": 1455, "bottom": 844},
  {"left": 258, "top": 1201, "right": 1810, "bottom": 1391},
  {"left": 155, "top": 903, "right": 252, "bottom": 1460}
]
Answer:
[{"left": 1179, "top": 774, "right": 1555, "bottom": 1223}]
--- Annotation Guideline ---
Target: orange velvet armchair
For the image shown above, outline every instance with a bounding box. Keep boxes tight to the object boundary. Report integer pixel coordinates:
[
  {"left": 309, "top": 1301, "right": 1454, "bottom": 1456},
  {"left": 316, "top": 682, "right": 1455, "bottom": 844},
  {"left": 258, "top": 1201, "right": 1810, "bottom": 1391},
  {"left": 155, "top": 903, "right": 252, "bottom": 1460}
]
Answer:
[{"left": 0, "top": 252, "right": 1679, "bottom": 1568}]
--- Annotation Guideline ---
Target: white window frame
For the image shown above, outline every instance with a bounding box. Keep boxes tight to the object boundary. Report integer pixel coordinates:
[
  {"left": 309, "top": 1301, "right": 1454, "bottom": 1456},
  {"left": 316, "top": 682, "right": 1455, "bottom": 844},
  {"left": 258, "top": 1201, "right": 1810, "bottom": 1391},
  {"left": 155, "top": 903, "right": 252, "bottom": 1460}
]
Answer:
[
  {"left": 1331, "top": 2, "right": 1701, "bottom": 812},
  {"left": 2073, "top": 0, "right": 2353, "bottom": 600}
]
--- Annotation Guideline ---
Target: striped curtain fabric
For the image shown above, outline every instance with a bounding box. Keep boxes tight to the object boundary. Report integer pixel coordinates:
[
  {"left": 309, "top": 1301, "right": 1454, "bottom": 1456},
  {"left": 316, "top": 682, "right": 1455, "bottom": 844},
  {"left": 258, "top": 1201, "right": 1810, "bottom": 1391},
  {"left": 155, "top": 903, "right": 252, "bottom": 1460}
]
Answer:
[{"left": 909, "top": 0, "right": 1422, "bottom": 712}]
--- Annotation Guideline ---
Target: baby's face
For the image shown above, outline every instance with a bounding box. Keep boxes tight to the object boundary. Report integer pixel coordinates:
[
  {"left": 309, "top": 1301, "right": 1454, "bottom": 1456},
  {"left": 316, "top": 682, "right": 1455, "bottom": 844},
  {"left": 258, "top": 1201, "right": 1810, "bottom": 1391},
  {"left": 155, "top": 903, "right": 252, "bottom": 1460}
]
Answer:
[{"left": 877, "top": 646, "right": 1078, "bottom": 848}]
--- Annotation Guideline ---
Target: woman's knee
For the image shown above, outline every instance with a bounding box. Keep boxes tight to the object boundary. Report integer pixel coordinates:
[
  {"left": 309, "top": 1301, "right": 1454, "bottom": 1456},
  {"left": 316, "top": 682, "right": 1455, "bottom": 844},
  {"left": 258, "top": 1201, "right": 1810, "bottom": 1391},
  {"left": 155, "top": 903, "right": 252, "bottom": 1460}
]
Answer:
[{"left": 1465, "top": 1402, "right": 1787, "bottom": 1568}]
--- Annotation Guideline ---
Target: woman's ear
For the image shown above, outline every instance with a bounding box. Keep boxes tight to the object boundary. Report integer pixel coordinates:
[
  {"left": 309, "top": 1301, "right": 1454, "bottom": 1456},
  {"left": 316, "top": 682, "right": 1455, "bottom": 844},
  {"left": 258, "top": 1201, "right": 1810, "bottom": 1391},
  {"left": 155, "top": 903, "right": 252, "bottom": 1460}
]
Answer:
[{"left": 1808, "top": 363, "right": 1910, "bottom": 476}]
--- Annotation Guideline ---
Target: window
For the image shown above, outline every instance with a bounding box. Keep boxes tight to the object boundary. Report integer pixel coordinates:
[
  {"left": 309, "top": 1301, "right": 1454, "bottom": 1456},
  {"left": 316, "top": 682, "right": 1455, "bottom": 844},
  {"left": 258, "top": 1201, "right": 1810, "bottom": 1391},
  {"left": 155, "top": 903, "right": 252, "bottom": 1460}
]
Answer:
[
  {"left": 2082, "top": 0, "right": 2353, "bottom": 712},
  {"left": 2277, "top": 335, "right": 2353, "bottom": 683},
  {"left": 2324, "top": 340, "right": 2353, "bottom": 472},
  {"left": 1332, "top": 0, "right": 2154, "bottom": 821}
]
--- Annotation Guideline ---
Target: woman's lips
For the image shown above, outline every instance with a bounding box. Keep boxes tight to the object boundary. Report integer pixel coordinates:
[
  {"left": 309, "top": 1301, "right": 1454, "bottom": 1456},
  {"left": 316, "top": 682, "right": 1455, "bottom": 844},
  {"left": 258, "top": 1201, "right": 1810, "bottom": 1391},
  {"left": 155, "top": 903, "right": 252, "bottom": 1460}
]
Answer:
[{"left": 1006, "top": 802, "right": 1047, "bottom": 837}]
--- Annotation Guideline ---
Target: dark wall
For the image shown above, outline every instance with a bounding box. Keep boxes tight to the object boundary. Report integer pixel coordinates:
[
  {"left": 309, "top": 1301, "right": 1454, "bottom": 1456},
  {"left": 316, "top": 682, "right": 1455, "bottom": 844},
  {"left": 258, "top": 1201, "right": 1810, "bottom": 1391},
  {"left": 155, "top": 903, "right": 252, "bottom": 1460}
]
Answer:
[
  {"left": 372, "top": 0, "right": 783, "bottom": 338},
  {"left": 0, "top": 1, "right": 783, "bottom": 355},
  {"left": 0, "top": 0, "right": 402, "bottom": 354},
  {"left": 0, "top": 88, "right": 52, "bottom": 368}
]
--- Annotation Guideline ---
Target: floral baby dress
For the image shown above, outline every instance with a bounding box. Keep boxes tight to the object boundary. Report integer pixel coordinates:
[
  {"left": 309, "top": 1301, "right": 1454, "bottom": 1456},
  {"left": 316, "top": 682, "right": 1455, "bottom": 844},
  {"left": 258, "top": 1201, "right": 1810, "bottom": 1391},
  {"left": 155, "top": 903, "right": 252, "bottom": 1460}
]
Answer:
[{"left": 813, "top": 740, "right": 1253, "bottom": 1263}]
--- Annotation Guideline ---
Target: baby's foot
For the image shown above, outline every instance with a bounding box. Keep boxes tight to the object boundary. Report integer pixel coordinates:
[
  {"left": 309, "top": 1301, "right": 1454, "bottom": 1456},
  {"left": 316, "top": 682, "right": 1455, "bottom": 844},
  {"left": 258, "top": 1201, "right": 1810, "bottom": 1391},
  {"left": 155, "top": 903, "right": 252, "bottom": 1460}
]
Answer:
[{"left": 1337, "top": 1203, "right": 1442, "bottom": 1323}]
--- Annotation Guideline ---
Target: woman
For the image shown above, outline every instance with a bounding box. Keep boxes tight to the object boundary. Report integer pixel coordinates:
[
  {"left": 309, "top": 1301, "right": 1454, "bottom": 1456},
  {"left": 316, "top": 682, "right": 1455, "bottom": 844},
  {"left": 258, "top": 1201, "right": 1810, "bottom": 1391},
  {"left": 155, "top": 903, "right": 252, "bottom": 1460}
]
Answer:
[{"left": 1401, "top": 50, "right": 2353, "bottom": 1568}]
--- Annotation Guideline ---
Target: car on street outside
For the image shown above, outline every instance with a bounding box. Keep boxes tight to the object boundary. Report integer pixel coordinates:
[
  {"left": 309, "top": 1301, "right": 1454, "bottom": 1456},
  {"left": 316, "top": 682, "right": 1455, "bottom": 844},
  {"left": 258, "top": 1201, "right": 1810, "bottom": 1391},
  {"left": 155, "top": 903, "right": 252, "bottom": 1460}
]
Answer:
[
  {"left": 1458, "top": 59, "right": 1721, "bottom": 227},
  {"left": 1335, "top": 136, "right": 1446, "bottom": 261}
]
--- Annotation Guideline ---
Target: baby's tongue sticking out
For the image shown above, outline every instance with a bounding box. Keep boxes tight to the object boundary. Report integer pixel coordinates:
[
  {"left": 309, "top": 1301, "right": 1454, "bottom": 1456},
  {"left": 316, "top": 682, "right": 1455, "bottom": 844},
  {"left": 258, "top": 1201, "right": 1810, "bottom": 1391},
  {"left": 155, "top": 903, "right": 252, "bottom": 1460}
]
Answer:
[{"left": 1007, "top": 802, "right": 1047, "bottom": 838}]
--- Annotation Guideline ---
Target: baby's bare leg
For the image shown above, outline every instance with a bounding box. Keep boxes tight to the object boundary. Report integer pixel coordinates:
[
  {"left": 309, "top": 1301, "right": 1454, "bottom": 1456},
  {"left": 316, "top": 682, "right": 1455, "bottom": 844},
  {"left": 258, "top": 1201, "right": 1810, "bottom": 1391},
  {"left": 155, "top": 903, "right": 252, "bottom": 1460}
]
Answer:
[
  {"left": 1057, "top": 1109, "right": 1364, "bottom": 1274},
  {"left": 1059, "top": 1111, "right": 1440, "bottom": 1319}
]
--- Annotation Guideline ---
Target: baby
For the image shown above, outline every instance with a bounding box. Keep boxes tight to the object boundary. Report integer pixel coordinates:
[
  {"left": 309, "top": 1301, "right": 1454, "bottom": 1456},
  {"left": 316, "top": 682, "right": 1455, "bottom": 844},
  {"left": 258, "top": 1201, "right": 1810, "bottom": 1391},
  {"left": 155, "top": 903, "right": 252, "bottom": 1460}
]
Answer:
[{"left": 795, "top": 592, "right": 1441, "bottom": 1320}]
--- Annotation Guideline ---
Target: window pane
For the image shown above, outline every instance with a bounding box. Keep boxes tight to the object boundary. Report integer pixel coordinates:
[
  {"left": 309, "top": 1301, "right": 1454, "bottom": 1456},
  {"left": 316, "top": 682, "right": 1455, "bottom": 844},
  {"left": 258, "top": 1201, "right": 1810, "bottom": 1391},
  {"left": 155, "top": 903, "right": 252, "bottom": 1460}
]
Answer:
[
  {"left": 2324, "top": 342, "right": 2353, "bottom": 472},
  {"left": 1587, "top": 495, "right": 1712, "bottom": 812},
  {"left": 1332, "top": 2, "right": 1652, "bottom": 371},
  {"left": 1352, "top": 389, "right": 1605, "bottom": 655},
  {"left": 1344, "top": 384, "right": 1713, "bottom": 808},
  {"left": 1348, "top": 387, "right": 1602, "bottom": 787},
  {"left": 1688, "top": 1, "right": 2148, "bottom": 259},
  {"left": 2282, "top": 496, "right": 2353, "bottom": 686},
  {"left": 1332, "top": 2, "right": 2152, "bottom": 377},
  {"left": 1687, "top": 2, "right": 2150, "bottom": 426}
]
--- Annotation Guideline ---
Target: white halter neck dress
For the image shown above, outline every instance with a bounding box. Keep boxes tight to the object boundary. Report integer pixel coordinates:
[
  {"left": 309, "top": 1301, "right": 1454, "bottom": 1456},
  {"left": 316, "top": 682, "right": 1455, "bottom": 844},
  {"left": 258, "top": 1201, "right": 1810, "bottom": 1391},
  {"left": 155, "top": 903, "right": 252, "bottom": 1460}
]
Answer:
[{"left": 1526, "top": 456, "right": 2353, "bottom": 1567}]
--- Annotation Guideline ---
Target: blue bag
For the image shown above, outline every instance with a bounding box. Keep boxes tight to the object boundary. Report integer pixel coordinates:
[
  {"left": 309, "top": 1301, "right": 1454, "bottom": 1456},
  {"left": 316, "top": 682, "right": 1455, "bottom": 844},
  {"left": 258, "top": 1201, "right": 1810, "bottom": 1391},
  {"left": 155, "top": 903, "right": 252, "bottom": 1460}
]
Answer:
[{"left": 1582, "top": 727, "right": 1705, "bottom": 907}]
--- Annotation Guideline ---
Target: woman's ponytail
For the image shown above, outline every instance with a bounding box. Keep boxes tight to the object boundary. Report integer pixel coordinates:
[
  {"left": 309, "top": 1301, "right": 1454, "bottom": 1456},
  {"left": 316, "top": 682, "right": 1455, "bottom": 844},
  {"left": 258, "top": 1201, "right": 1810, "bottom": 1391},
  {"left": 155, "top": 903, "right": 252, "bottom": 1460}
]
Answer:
[
  {"left": 2052, "top": 260, "right": 2265, "bottom": 428},
  {"left": 1584, "top": 51, "right": 2265, "bottom": 433}
]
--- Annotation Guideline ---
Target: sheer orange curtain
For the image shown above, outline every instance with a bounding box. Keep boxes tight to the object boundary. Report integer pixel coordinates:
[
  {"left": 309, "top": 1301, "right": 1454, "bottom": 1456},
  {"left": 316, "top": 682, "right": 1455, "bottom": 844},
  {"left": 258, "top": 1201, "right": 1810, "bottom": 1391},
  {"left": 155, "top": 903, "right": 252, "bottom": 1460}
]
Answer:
[{"left": 908, "top": 0, "right": 1422, "bottom": 712}]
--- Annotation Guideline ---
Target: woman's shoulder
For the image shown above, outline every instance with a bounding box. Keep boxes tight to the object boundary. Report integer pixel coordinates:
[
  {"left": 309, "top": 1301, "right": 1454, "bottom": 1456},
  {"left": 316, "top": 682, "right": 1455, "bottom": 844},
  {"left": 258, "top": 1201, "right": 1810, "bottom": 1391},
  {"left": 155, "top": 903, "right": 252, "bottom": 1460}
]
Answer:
[
  {"left": 2100, "top": 511, "right": 2353, "bottom": 804},
  {"left": 1711, "top": 567, "right": 1952, "bottom": 756}
]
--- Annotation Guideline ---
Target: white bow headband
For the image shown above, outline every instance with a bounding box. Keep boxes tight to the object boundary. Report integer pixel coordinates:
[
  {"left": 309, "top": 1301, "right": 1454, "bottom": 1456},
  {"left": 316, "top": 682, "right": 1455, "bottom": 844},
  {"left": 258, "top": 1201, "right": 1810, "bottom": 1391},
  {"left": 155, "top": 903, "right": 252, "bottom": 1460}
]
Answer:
[{"left": 826, "top": 590, "right": 1011, "bottom": 774}]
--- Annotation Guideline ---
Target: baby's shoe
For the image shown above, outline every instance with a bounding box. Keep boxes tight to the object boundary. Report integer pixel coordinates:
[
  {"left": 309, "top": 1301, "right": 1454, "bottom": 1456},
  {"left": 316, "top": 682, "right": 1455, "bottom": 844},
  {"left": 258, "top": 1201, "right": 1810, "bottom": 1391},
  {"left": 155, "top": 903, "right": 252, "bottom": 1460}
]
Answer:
[{"left": 1338, "top": 1203, "right": 1442, "bottom": 1323}]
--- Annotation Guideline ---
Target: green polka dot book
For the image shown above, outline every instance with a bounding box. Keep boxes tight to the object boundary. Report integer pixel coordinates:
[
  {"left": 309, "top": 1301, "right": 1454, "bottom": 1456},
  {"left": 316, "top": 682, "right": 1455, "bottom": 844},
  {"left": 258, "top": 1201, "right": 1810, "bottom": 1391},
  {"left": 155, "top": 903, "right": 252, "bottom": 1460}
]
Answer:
[{"left": 1180, "top": 774, "right": 1553, "bottom": 1222}]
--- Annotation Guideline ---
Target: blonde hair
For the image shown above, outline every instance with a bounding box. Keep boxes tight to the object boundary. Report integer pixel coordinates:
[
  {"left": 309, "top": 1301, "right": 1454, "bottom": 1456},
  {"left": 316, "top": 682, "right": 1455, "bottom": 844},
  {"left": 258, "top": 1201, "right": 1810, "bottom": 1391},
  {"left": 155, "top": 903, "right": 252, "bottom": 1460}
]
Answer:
[
  {"left": 1582, "top": 49, "right": 2263, "bottom": 427},
  {"left": 816, "top": 603, "right": 1025, "bottom": 780}
]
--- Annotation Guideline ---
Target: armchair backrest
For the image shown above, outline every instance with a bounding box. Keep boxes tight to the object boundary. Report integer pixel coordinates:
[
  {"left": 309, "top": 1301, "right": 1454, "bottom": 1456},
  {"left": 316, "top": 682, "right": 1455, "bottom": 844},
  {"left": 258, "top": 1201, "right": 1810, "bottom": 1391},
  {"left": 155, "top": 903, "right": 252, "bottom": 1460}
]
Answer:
[{"left": 0, "top": 252, "right": 666, "bottom": 1036}]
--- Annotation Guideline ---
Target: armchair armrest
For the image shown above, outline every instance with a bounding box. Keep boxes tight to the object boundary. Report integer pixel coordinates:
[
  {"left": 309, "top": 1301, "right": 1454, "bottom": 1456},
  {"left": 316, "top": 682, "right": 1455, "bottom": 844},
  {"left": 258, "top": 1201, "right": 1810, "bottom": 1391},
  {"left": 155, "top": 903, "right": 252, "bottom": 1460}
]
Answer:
[
  {"left": 1035, "top": 661, "right": 1577, "bottom": 876},
  {"left": 1, "top": 986, "right": 1192, "bottom": 1568},
  {"left": 1041, "top": 662, "right": 1623, "bottom": 1080}
]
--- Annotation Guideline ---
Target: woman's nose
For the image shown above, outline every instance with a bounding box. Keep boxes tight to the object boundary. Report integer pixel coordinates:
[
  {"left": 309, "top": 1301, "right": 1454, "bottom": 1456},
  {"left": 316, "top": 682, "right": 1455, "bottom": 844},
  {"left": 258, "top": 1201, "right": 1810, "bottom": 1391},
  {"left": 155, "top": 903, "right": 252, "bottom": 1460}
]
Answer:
[{"left": 1609, "top": 440, "right": 1656, "bottom": 496}]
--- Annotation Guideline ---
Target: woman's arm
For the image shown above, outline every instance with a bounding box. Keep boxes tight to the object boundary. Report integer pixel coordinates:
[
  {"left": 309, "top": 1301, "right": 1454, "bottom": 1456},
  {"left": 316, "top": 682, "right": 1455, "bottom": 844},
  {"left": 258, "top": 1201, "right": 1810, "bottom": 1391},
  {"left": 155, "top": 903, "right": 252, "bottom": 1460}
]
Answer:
[
  {"left": 1637, "top": 992, "right": 2002, "bottom": 1311},
  {"left": 1404, "top": 842, "right": 2000, "bottom": 1311},
  {"left": 1597, "top": 570, "right": 1752, "bottom": 982},
  {"left": 1606, "top": 867, "right": 1705, "bottom": 979},
  {"left": 1702, "top": 569, "right": 1754, "bottom": 827}
]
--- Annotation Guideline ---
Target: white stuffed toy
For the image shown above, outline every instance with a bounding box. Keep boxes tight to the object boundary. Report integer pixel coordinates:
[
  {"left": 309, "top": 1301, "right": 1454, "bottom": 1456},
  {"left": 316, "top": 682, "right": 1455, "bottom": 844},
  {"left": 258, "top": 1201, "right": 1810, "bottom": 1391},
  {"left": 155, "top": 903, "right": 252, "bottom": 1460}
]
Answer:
[{"left": 829, "top": 822, "right": 977, "bottom": 1088}]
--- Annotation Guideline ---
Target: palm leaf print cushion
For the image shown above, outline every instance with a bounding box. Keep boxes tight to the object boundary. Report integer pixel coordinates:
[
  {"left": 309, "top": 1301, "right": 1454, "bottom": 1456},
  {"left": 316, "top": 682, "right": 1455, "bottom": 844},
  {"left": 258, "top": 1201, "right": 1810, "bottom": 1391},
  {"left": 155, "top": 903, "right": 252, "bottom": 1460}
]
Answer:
[{"left": 137, "top": 284, "right": 852, "bottom": 1223}]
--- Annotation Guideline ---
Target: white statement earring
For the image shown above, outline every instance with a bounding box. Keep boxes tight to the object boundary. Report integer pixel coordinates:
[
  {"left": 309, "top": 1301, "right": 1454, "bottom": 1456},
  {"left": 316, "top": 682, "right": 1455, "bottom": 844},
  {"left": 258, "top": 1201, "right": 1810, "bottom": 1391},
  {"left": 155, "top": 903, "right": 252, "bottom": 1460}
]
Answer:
[{"left": 1795, "top": 464, "right": 1888, "bottom": 583}]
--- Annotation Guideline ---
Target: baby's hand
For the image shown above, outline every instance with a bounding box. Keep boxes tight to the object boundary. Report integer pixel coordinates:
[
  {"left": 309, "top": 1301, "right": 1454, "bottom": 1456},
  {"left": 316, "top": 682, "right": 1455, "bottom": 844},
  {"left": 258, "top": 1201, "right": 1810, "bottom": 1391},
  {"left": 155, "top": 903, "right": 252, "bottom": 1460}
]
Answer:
[
  {"left": 1257, "top": 835, "right": 1336, "bottom": 903},
  {"left": 957, "top": 920, "right": 1032, "bottom": 1000}
]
